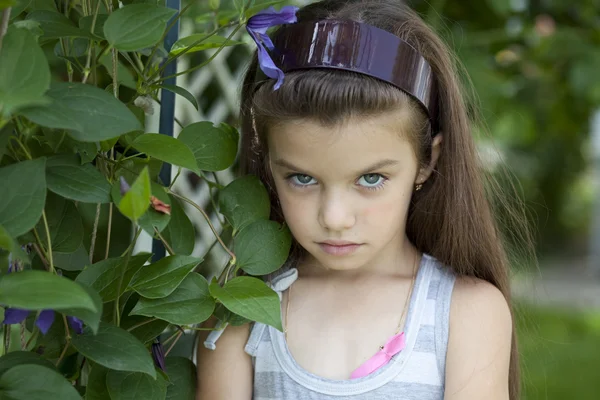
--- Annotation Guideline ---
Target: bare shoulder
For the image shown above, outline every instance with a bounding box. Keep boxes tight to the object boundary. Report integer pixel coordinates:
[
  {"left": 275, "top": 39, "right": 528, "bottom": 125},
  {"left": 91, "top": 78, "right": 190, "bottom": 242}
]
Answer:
[
  {"left": 196, "top": 317, "right": 253, "bottom": 400},
  {"left": 451, "top": 276, "right": 512, "bottom": 331},
  {"left": 444, "top": 276, "right": 512, "bottom": 400}
]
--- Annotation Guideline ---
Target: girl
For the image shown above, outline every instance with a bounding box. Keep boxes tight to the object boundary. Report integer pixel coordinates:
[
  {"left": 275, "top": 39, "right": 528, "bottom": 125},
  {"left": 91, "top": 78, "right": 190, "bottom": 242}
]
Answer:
[{"left": 197, "top": 0, "right": 533, "bottom": 399}]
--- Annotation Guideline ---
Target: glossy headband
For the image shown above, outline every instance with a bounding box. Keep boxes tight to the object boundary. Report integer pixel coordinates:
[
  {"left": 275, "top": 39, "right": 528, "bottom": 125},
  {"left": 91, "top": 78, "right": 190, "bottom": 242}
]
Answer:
[{"left": 253, "top": 19, "right": 440, "bottom": 134}]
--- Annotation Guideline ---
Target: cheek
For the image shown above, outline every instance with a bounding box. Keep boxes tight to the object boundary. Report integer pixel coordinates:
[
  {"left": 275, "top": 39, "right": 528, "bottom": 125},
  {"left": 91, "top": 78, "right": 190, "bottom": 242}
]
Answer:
[
  {"left": 275, "top": 186, "right": 312, "bottom": 226},
  {"left": 361, "top": 193, "right": 411, "bottom": 225}
]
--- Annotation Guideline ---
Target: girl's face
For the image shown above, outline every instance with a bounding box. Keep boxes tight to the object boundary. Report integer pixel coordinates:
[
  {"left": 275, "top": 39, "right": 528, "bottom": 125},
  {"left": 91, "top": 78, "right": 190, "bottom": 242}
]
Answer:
[{"left": 268, "top": 112, "right": 425, "bottom": 273}]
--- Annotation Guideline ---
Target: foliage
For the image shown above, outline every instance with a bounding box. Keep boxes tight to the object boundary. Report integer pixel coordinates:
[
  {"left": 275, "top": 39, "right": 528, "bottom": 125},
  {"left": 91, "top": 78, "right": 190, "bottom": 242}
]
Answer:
[
  {"left": 411, "top": 0, "right": 600, "bottom": 252},
  {"left": 516, "top": 302, "right": 600, "bottom": 399},
  {"left": 0, "top": 0, "right": 292, "bottom": 398}
]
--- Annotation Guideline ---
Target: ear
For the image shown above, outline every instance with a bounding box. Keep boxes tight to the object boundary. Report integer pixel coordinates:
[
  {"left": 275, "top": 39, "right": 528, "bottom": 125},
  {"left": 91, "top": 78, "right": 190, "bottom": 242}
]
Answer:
[{"left": 415, "top": 133, "right": 443, "bottom": 185}]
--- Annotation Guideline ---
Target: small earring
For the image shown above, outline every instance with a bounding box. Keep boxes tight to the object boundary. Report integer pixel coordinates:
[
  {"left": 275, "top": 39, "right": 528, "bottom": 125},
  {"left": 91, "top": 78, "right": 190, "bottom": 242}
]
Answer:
[{"left": 415, "top": 183, "right": 423, "bottom": 191}]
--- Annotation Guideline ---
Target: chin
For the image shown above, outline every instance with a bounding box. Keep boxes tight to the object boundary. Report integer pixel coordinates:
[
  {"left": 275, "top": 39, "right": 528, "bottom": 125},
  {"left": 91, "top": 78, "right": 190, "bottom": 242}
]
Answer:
[{"left": 309, "top": 251, "right": 370, "bottom": 271}]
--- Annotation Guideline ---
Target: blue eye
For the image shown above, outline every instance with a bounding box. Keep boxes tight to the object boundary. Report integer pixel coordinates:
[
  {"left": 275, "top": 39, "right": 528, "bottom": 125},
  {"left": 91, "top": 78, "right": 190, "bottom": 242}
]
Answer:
[
  {"left": 289, "top": 174, "right": 317, "bottom": 186},
  {"left": 357, "top": 174, "right": 386, "bottom": 189}
]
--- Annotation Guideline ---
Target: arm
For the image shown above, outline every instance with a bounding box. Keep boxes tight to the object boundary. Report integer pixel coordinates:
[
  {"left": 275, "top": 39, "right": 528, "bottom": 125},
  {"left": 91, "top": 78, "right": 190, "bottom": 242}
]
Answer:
[
  {"left": 196, "top": 317, "right": 253, "bottom": 400},
  {"left": 444, "top": 277, "right": 512, "bottom": 400}
]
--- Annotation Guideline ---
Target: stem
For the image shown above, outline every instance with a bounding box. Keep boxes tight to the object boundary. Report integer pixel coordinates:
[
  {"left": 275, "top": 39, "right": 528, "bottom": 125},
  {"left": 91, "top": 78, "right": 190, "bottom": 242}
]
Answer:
[
  {"left": 3, "top": 325, "right": 10, "bottom": 355},
  {"left": 121, "top": 51, "right": 144, "bottom": 78},
  {"left": 168, "top": 190, "right": 236, "bottom": 264},
  {"left": 56, "top": 315, "right": 71, "bottom": 366},
  {"left": 162, "top": 329, "right": 181, "bottom": 347},
  {"left": 108, "top": 1, "right": 118, "bottom": 98},
  {"left": 25, "top": 327, "right": 39, "bottom": 350},
  {"left": 126, "top": 317, "right": 158, "bottom": 332},
  {"left": 186, "top": 326, "right": 220, "bottom": 331},
  {"left": 154, "top": 227, "right": 175, "bottom": 255},
  {"left": 165, "top": 330, "right": 183, "bottom": 356},
  {"left": 168, "top": 167, "right": 182, "bottom": 190},
  {"left": 81, "top": 0, "right": 101, "bottom": 84},
  {"left": 120, "top": 227, "right": 142, "bottom": 257},
  {"left": 41, "top": 211, "right": 55, "bottom": 273},
  {"left": 89, "top": 203, "right": 101, "bottom": 263},
  {"left": 32, "top": 242, "right": 49, "bottom": 271},
  {"left": 143, "top": 2, "right": 195, "bottom": 77},
  {"left": 114, "top": 224, "right": 137, "bottom": 326},
  {"left": 153, "top": 24, "right": 243, "bottom": 83},
  {"left": 0, "top": 8, "right": 11, "bottom": 54},
  {"left": 104, "top": 203, "right": 113, "bottom": 259},
  {"left": 9, "top": 136, "right": 32, "bottom": 160}
]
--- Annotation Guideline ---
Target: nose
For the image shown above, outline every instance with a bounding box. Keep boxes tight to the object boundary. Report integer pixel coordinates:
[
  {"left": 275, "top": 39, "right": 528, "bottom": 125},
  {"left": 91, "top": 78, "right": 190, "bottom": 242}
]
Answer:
[{"left": 318, "top": 190, "right": 356, "bottom": 232}]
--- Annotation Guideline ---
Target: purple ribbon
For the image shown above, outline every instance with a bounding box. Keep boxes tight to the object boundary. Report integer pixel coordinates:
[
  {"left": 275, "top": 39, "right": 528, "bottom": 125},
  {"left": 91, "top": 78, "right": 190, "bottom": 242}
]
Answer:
[{"left": 246, "top": 6, "right": 299, "bottom": 90}]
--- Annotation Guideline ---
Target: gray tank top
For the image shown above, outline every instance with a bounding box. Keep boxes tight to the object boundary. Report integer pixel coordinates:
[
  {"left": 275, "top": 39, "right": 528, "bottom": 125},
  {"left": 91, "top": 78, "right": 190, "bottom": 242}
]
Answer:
[{"left": 242, "top": 253, "right": 456, "bottom": 399}]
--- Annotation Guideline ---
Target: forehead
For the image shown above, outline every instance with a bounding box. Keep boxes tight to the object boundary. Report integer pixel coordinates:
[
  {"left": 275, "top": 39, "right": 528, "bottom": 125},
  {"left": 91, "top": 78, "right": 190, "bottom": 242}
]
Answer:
[{"left": 267, "top": 113, "right": 417, "bottom": 172}]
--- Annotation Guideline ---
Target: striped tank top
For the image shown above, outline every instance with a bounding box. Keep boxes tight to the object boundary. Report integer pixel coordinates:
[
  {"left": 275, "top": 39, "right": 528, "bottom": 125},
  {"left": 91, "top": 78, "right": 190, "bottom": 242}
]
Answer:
[{"left": 244, "top": 253, "right": 456, "bottom": 399}]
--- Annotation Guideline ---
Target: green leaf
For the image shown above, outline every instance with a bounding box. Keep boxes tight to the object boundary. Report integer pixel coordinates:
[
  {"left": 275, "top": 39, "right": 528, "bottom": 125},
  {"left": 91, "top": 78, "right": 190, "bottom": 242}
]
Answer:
[
  {"left": 46, "top": 155, "right": 111, "bottom": 203},
  {"left": 209, "top": 276, "right": 282, "bottom": 331},
  {"left": 79, "top": 13, "right": 109, "bottom": 40},
  {"left": 0, "top": 270, "right": 98, "bottom": 313},
  {"left": 20, "top": 82, "right": 142, "bottom": 142},
  {"left": 53, "top": 243, "right": 89, "bottom": 271},
  {"left": 0, "top": 123, "right": 13, "bottom": 163},
  {"left": 26, "top": 10, "right": 94, "bottom": 39},
  {"left": 130, "top": 255, "right": 202, "bottom": 299},
  {"left": 106, "top": 369, "right": 167, "bottom": 400},
  {"left": 71, "top": 322, "right": 156, "bottom": 378},
  {"left": 165, "top": 357, "right": 197, "bottom": 400},
  {"left": 213, "top": 303, "right": 250, "bottom": 326},
  {"left": 122, "top": 317, "right": 169, "bottom": 344},
  {"left": 111, "top": 180, "right": 171, "bottom": 234},
  {"left": 0, "top": 364, "right": 81, "bottom": 399},
  {"left": 104, "top": 4, "right": 177, "bottom": 51},
  {"left": 0, "top": 224, "right": 12, "bottom": 250},
  {"left": 7, "top": 0, "right": 31, "bottom": 19},
  {"left": 159, "top": 84, "right": 199, "bottom": 110},
  {"left": 132, "top": 134, "right": 199, "bottom": 173},
  {"left": 85, "top": 364, "right": 111, "bottom": 400},
  {"left": 0, "top": 158, "right": 46, "bottom": 237},
  {"left": 0, "top": 351, "right": 55, "bottom": 377},
  {"left": 139, "top": 181, "right": 171, "bottom": 234},
  {"left": 219, "top": 175, "right": 270, "bottom": 233},
  {"left": 131, "top": 273, "right": 214, "bottom": 325},
  {"left": 177, "top": 121, "right": 239, "bottom": 172},
  {"left": 59, "top": 283, "right": 103, "bottom": 334},
  {"left": 100, "top": 53, "right": 138, "bottom": 90},
  {"left": 162, "top": 196, "right": 194, "bottom": 255},
  {"left": 0, "top": 26, "right": 51, "bottom": 113},
  {"left": 118, "top": 167, "right": 151, "bottom": 221},
  {"left": 169, "top": 33, "right": 243, "bottom": 55},
  {"left": 36, "top": 191, "right": 83, "bottom": 253},
  {"left": 0, "top": 224, "right": 28, "bottom": 263},
  {"left": 75, "top": 253, "right": 151, "bottom": 302},
  {"left": 235, "top": 220, "right": 291, "bottom": 275}
]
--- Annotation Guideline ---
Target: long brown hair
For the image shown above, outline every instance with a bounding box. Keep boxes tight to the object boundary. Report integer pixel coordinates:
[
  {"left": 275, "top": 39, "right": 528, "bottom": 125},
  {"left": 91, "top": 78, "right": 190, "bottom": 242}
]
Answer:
[{"left": 238, "top": 1, "right": 535, "bottom": 398}]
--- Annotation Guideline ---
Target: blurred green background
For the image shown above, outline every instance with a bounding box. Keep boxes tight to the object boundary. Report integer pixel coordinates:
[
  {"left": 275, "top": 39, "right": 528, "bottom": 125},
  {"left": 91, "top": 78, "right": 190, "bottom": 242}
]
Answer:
[{"left": 184, "top": 0, "right": 600, "bottom": 398}]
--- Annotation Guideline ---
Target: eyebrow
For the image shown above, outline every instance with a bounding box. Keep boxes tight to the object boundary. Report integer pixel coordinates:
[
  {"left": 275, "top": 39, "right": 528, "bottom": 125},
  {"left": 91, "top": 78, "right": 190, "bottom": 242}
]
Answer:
[{"left": 272, "top": 158, "right": 399, "bottom": 176}]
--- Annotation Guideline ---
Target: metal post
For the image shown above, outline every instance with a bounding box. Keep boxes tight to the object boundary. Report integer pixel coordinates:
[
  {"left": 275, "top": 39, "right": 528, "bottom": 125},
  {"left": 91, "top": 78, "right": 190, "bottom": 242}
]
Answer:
[{"left": 152, "top": 0, "right": 180, "bottom": 262}]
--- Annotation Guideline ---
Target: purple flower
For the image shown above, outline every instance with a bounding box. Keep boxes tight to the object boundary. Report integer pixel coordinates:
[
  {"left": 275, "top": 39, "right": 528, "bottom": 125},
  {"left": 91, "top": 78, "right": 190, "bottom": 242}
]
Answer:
[
  {"left": 246, "top": 6, "right": 299, "bottom": 90},
  {"left": 119, "top": 176, "right": 131, "bottom": 196},
  {"left": 151, "top": 339, "right": 167, "bottom": 372},
  {"left": 2, "top": 309, "right": 83, "bottom": 335}
]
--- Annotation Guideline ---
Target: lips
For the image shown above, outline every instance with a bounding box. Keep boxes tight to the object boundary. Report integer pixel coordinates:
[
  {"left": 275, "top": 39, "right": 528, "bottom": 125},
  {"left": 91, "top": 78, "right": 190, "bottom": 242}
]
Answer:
[{"left": 317, "top": 240, "right": 363, "bottom": 256}]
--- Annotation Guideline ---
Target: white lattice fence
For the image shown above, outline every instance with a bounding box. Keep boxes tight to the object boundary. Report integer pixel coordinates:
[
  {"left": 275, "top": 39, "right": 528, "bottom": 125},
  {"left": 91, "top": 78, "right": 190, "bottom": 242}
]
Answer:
[
  {"left": 135, "top": 19, "right": 252, "bottom": 274},
  {"left": 136, "top": 2, "right": 312, "bottom": 274}
]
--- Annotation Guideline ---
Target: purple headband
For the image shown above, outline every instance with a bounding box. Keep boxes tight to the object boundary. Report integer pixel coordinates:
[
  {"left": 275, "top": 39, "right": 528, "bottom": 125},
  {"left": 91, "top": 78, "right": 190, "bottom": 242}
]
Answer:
[{"left": 247, "top": 7, "right": 439, "bottom": 133}]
